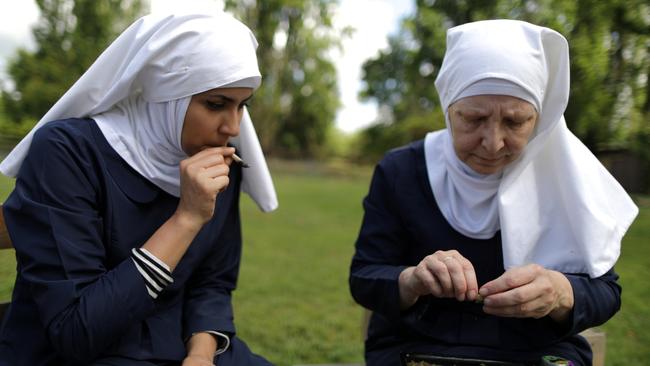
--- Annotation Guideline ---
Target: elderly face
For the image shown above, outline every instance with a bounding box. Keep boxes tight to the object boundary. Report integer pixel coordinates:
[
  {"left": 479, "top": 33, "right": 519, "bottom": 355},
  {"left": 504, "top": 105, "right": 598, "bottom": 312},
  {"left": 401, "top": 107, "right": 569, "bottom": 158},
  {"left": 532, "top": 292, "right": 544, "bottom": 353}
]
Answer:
[
  {"left": 448, "top": 95, "right": 537, "bottom": 175},
  {"left": 181, "top": 87, "right": 253, "bottom": 156}
]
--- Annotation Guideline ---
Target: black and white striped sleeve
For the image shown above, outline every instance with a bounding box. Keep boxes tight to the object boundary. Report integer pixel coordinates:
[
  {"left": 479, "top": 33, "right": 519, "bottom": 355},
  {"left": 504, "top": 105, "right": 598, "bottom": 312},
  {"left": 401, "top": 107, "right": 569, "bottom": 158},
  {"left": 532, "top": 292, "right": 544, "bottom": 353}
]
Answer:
[{"left": 131, "top": 247, "right": 174, "bottom": 299}]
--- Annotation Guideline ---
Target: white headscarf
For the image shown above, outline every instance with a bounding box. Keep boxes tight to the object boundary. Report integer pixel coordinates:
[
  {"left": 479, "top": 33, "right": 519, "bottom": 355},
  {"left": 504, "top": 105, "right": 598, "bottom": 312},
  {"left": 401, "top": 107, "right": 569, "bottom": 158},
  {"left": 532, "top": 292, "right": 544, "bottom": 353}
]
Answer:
[
  {"left": 425, "top": 19, "right": 638, "bottom": 277},
  {"left": 0, "top": 10, "right": 278, "bottom": 213}
]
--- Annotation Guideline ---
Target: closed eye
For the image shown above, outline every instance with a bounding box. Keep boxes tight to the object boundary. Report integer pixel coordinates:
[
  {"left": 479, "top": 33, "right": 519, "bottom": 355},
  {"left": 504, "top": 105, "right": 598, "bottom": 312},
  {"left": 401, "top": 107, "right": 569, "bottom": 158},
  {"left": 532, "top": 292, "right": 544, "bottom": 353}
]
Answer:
[
  {"left": 505, "top": 118, "right": 522, "bottom": 127},
  {"left": 206, "top": 101, "right": 226, "bottom": 110},
  {"left": 466, "top": 116, "right": 487, "bottom": 125}
]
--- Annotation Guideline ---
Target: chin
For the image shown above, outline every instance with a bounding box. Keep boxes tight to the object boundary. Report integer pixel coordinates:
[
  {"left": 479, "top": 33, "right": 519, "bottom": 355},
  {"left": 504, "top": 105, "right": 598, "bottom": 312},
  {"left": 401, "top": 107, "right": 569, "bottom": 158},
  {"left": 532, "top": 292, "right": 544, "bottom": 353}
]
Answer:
[{"left": 468, "top": 164, "right": 505, "bottom": 175}]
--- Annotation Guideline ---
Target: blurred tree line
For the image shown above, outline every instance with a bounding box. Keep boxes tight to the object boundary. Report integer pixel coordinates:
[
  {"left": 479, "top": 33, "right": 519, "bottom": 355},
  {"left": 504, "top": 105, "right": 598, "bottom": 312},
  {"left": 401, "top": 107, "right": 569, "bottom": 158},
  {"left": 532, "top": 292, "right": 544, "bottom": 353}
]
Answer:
[
  {"left": 223, "top": 0, "right": 342, "bottom": 158},
  {"left": 1, "top": 0, "right": 648, "bottom": 169},
  {"left": 355, "top": 0, "right": 650, "bottom": 165},
  {"left": 1, "top": 0, "right": 145, "bottom": 134},
  {"left": 1, "top": 0, "right": 343, "bottom": 159}
]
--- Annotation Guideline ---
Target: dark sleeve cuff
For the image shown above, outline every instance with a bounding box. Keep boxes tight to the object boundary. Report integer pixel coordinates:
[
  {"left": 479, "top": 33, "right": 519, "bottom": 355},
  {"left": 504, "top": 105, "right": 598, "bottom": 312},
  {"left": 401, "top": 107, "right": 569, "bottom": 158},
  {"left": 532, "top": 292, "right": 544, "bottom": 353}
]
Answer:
[
  {"left": 350, "top": 264, "right": 408, "bottom": 321},
  {"left": 183, "top": 289, "right": 236, "bottom": 340}
]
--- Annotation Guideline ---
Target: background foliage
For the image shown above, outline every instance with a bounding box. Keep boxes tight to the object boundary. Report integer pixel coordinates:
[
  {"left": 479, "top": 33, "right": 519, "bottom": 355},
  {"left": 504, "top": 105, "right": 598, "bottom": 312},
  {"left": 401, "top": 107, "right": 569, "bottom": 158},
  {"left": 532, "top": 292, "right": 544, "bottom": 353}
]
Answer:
[
  {"left": 1, "top": 0, "right": 345, "bottom": 160},
  {"left": 224, "top": 0, "right": 344, "bottom": 159},
  {"left": 355, "top": 0, "right": 650, "bottom": 164},
  {"left": 1, "top": 0, "right": 145, "bottom": 136},
  {"left": 1, "top": 0, "right": 648, "bottom": 168}
]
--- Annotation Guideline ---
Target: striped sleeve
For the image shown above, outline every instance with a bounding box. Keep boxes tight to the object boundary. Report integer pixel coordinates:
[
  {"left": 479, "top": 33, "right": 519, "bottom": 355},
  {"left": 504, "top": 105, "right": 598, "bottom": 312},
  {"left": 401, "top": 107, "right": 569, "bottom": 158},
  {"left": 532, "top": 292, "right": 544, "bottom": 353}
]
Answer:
[{"left": 131, "top": 247, "right": 174, "bottom": 299}]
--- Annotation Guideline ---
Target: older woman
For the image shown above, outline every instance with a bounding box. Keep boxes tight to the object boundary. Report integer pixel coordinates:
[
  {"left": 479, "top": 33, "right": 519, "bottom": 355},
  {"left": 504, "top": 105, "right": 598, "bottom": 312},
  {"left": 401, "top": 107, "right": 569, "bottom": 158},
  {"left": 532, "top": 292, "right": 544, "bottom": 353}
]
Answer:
[
  {"left": 0, "top": 9, "right": 276, "bottom": 366},
  {"left": 349, "top": 20, "right": 638, "bottom": 366}
]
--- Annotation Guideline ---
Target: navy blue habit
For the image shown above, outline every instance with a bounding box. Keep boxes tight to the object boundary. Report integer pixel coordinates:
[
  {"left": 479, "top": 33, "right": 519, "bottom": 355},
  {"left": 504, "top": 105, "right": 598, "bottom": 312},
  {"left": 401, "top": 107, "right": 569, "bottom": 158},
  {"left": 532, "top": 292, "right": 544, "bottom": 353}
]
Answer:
[
  {"left": 0, "top": 119, "right": 273, "bottom": 366},
  {"left": 349, "top": 140, "right": 622, "bottom": 366}
]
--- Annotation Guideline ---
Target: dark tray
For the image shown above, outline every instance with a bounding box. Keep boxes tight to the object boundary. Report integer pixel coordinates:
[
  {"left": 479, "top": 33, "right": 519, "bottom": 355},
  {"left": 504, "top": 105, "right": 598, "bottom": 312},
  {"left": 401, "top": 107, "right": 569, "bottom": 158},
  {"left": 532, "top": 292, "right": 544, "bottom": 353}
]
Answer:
[{"left": 401, "top": 353, "right": 531, "bottom": 366}]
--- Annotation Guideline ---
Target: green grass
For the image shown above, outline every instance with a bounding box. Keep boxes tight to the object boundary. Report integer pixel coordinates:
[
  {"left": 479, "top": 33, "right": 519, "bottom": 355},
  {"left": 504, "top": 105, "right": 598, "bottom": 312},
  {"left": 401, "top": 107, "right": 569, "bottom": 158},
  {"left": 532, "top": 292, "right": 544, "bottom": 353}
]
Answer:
[
  {"left": 0, "top": 173, "right": 16, "bottom": 301},
  {"left": 0, "top": 161, "right": 649, "bottom": 365},
  {"left": 601, "top": 196, "right": 650, "bottom": 365}
]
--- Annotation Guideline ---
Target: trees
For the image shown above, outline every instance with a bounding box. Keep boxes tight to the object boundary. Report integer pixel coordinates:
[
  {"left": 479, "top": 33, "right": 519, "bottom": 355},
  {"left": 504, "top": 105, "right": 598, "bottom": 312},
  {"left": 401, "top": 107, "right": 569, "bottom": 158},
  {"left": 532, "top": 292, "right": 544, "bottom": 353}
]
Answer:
[
  {"left": 2, "top": 0, "right": 343, "bottom": 159},
  {"left": 224, "top": 0, "right": 342, "bottom": 158},
  {"left": 1, "top": 0, "right": 144, "bottom": 125},
  {"left": 357, "top": 0, "right": 650, "bottom": 163}
]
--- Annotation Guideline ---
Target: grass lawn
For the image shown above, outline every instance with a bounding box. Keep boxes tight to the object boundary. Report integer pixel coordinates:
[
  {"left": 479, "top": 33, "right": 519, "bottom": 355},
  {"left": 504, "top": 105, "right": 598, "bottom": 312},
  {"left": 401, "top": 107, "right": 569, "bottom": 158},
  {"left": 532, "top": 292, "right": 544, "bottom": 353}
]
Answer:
[{"left": 0, "top": 159, "right": 648, "bottom": 365}]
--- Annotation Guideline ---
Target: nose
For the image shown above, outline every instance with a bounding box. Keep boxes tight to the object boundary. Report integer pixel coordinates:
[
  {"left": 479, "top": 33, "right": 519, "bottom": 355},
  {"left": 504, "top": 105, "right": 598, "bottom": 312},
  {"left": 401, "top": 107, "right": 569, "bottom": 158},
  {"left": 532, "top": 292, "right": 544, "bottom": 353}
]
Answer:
[
  {"left": 481, "top": 120, "right": 505, "bottom": 154},
  {"left": 220, "top": 107, "right": 242, "bottom": 137}
]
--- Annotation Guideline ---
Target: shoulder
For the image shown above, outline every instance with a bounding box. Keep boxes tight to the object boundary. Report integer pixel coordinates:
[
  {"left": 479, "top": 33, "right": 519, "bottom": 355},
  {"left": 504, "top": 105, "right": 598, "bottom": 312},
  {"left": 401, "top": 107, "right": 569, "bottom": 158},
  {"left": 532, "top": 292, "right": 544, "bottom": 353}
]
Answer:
[
  {"left": 22, "top": 118, "right": 104, "bottom": 183},
  {"left": 32, "top": 118, "right": 96, "bottom": 146},
  {"left": 367, "top": 139, "right": 426, "bottom": 195},
  {"left": 28, "top": 118, "right": 102, "bottom": 162},
  {"left": 377, "top": 139, "right": 425, "bottom": 173}
]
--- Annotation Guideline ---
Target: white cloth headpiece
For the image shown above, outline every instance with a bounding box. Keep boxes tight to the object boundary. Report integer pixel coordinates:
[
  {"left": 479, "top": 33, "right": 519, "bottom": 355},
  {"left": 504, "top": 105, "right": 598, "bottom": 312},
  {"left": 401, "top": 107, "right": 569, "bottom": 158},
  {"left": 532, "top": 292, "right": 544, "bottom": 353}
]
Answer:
[
  {"left": 0, "top": 10, "right": 278, "bottom": 212},
  {"left": 425, "top": 19, "right": 638, "bottom": 277}
]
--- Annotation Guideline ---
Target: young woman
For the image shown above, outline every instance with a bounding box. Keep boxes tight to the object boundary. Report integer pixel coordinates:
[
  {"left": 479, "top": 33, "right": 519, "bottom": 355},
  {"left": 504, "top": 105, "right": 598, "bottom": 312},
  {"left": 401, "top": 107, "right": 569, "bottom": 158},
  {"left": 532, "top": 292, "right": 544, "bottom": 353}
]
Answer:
[{"left": 0, "top": 10, "right": 277, "bottom": 366}]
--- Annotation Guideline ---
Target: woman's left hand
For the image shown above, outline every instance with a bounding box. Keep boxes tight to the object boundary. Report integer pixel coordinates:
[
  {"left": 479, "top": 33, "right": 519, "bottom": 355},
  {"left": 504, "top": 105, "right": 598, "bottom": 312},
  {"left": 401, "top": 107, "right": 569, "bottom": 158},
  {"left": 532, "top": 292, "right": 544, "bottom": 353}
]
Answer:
[
  {"left": 478, "top": 264, "right": 574, "bottom": 322},
  {"left": 182, "top": 355, "right": 215, "bottom": 366}
]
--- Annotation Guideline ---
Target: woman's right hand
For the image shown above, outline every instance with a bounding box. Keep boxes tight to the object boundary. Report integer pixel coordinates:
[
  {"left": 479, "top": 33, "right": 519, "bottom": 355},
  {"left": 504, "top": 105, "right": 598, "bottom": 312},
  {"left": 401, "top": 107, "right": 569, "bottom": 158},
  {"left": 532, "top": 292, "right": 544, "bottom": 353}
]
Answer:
[
  {"left": 398, "top": 250, "right": 478, "bottom": 309},
  {"left": 175, "top": 146, "right": 234, "bottom": 227}
]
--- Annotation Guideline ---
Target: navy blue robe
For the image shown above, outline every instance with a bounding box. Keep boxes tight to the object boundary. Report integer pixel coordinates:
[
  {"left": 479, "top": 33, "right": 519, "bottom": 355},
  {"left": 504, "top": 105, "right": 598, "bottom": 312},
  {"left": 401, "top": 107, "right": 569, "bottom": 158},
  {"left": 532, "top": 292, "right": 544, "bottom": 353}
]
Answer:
[
  {"left": 0, "top": 119, "right": 272, "bottom": 366},
  {"left": 349, "top": 140, "right": 621, "bottom": 366}
]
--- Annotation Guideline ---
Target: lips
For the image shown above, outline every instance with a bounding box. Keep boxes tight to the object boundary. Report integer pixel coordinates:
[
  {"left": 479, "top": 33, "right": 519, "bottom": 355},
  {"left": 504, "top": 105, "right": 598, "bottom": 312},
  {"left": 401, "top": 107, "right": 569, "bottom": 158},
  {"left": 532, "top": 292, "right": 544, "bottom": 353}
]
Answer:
[{"left": 474, "top": 156, "right": 506, "bottom": 165}]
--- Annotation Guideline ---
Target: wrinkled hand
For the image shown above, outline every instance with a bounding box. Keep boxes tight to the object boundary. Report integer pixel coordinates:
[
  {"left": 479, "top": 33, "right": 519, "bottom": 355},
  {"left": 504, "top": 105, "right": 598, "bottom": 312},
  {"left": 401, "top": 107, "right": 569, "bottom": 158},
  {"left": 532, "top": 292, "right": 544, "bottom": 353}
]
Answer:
[
  {"left": 176, "top": 146, "right": 234, "bottom": 226},
  {"left": 399, "top": 250, "right": 479, "bottom": 309},
  {"left": 182, "top": 355, "right": 214, "bottom": 366},
  {"left": 479, "top": 264, "right": 574, "bottom": 322}
]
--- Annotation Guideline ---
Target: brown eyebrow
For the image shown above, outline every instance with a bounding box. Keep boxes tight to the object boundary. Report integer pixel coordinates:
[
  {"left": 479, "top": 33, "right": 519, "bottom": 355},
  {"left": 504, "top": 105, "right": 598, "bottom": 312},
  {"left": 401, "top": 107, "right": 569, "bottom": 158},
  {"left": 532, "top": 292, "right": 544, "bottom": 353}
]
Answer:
[
  {"left": 206, "top": 94, "right": 253, "bottom": 104},
  {"left": 454, "top": 106, "right": 490, "bottom": 118},
  {"left": 503, "top": 108, "right": 537, "bottom": 120}
]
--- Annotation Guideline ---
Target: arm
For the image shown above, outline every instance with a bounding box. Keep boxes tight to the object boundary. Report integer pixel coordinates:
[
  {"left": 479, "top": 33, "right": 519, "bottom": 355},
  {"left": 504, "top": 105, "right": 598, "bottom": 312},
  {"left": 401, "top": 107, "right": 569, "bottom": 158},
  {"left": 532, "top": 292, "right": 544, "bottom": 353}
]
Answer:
[
  {"left": 479, "top": 264, "right": 621, "bottom": 334},
  {"left": 349, "top": 159, "right": 410, "bottom": 320},
  {"left": 5, "top": 125, "right": 156, "bottom": 363},
  {"left": 350, "top": 156, "right": 479, "bottom": 318},
  {"left": 142, "top": 146, "right": 236, "bottom": 271},
  {"left": 182, "top": 188, "right": 242, "bottom": 356},
  {"left": 565, "top": 268, "right": 621, "bottom": 332},
  {"left": 183, "top": 332, "right": 218, "bottom": 366}
]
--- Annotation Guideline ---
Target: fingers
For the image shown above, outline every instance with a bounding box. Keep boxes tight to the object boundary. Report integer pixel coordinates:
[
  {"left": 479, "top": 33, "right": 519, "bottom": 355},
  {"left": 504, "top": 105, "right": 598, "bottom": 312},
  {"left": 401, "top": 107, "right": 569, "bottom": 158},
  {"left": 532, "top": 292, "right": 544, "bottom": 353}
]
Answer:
[
  {"left": 480, "top": 264, "right": 560, "bottom": 319},
  {"left": 461, "top": 258, "right": 479, "bottom": 301},
  {"left": 197, "top": 164, "right": 231, "bottom": 190},
  {"left": 479, "top": 265, "right": 538, "bottom": 297},
  {"left": 180, "top": 156, "right": 231, "bottom": 193},
  {"left": 187, "top": 146, "right": 235, "bottom": 168},
  {"left": 177, "top": 147, "right": 234, "bottom": 224},
  {"left": 481, "top": 283, "right": 546, "bottom": 318},
  {"left": 412, "top": 263, "right": 443, "bottom": 296},
  {"left": 411, "top": 250, "right": 478, "bottom": 302}
]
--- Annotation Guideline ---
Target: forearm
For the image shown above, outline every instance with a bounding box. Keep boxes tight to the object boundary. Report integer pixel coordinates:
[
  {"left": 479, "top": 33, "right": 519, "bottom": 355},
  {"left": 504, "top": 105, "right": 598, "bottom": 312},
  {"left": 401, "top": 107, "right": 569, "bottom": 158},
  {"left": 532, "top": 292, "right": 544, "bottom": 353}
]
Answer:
[
  {"left": 350, "top": 260, "right": 407, "bottom": 319},
  {"left": 142, "top": 211, "right": 203, "bottom": 271},
  {"left": 45, "top": 260, "right": 155, "bottom": 363},
  {"left": 564, "top": 269, "right": 621, "bottom": 331},
  {"left": 185, "top": 332, "right": 218, "bottom": 365}
]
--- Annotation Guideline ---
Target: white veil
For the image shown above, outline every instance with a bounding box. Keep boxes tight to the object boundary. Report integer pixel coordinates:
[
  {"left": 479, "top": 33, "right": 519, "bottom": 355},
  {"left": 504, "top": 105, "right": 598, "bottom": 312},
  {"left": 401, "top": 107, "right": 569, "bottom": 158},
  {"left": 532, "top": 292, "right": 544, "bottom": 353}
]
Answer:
[{"left": 426, "top": 20, "right": 638, "bottom": 277}]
